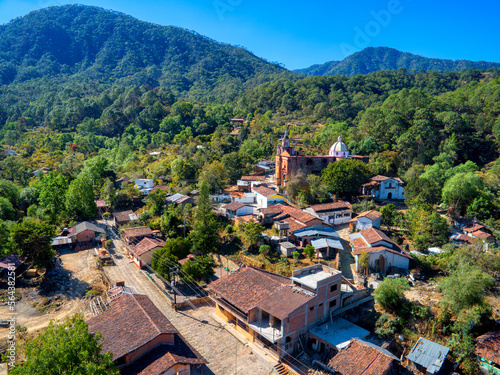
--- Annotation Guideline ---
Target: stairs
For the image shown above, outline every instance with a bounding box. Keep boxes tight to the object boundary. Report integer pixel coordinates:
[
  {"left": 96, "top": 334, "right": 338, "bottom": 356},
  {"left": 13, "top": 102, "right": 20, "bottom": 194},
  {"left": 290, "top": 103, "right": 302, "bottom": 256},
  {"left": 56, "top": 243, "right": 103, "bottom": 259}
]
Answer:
[{"left": 274, "top": 363, "right": 289, "bottom": 375}]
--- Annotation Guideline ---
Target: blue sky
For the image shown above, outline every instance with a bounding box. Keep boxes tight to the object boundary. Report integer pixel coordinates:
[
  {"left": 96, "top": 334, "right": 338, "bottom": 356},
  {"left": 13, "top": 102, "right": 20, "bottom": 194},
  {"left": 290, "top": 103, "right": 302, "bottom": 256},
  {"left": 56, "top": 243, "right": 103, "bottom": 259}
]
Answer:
[{"left": 0, "top": 0, "right": 499, "bottom": 70}]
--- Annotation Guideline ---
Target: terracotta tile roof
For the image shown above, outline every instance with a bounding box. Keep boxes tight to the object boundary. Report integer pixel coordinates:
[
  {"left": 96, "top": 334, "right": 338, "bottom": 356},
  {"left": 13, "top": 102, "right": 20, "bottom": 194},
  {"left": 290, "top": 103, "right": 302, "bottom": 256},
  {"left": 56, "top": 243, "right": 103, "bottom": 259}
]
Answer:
[
  {"left": 352, "top": 246, "right": 412, "bottom": 259},
  {"left": 371, "top": 175, "right": 404, "bottom": 184},
  {"left": 350, "top": 237, "right": 368, "bottom": 249},
  {"left": 130, "top": 237, "right": 166, "bottom": 257},
  {"left": 122, "top": 226, "right": 154, "bottom": 238},
  {"left": 328, "top": 339, "right": 398, "bottom": 375},
  {"left": 362, "top": 180, "right": 380, "bottom": 188},
  {"left": 236, "top": 215, "right": 255, "bottom": 223},
  {"left": 87, "top": 294, "right": 177, "bottom": 361},
  {"left": 359, "top": 228, "right": 395, "bottom": 246},
  {"left": 240, "top": 175, "right": 265, "bottom": 181},
  {"left": 222, "top": 202, "right": 249, "bottom": 211},
  {"left": 229, "top": 191, "right": 246, "bottom": 198},
  {"left": 256, "top": 286, "right": 315, "bottom": 320},
  {"left": 207, "top": 266, "right": 290, "bottom": 314},
  {"left": 260, "top": 204, "right": 287, "bottom": 216},
  {"left": 277, "top": 206, "right": 318, "bottom": 225},
  {"left": 95, "top": 200, "right": 108, "bottom": 208},
  {"left": 473, "top": 230, "right": 494, "bottom": 240},
  {"left": 309, "top": 201, "right": 351, "bottom": 212},
  {"left": 356, "top": 210, "right": 382, "bottom": 221},
  {"left": 282, "top": 217, "right": 308, "bottom": 233},
  {"left": 476, "top": 331, "right": 500, "bottom": 364},
  {"left": 464, "top": 224, "right": 485, "bottom": 233},
  {"left": 116, "top": 176, "right": 131, "bottom": 183},
  {"left": 253, "top": 185, "right": 282, "bottom": 198},
  {"left": 450, "top": 233, "right": 474, "bottom": 244},
  {"left": 113, "top": 210, "right": 138, "bottom": 223}
]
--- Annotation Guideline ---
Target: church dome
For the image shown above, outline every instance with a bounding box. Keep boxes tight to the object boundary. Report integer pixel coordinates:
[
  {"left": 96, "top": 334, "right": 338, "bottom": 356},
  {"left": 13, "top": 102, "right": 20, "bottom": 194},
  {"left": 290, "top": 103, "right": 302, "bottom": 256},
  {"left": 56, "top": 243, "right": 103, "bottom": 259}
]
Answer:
[{"left": 329, "top": 135, "right": 349, "bottom": 157}]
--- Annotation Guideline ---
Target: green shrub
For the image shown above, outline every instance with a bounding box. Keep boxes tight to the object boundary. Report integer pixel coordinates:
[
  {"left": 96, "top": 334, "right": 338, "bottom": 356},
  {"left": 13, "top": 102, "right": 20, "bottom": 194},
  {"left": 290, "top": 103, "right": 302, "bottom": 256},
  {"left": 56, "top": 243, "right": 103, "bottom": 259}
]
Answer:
[
  {"left": 375, "top": 314, "right": 402, "bottom": 338},
  {"left": 373, "top": 277, "right": 410, "bottom": 310}
]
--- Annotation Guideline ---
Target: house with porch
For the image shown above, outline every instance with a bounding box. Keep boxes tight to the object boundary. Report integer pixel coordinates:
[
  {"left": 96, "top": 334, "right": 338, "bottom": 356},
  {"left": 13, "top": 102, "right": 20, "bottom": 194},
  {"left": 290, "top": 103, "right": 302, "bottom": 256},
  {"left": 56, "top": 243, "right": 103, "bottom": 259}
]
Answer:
[
  {"left": 208, "top": 264, "right": 342, "bottom": 358},
  {"left": 305, "top": 201, "right": 352, "bottom": 225},
  {"left": 87, "top": 293, "right": 207, "bottom": 374},
  {"left": 350, "top": 227, "right": 411, "bottom": 273},
  {"left": 362, "top": 175, "right": 405, "bottom": 200}
]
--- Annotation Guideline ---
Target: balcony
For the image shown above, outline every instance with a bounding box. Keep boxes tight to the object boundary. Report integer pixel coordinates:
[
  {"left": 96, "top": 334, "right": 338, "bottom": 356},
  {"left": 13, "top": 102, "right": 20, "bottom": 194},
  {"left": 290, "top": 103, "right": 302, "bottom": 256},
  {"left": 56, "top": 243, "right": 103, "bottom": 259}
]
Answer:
[{"left": 248, "top": 318, "right": 283, "bottom": 343}]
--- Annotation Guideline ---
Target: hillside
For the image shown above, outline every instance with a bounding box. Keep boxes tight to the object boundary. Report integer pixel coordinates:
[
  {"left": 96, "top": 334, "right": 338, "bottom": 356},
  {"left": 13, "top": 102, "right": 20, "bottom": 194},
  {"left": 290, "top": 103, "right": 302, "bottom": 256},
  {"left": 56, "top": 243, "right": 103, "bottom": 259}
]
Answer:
[
  {"left": 0, "top": 5, "right": 290, "bottom": 100},
  {"left": 296, "top": 47, "right": 500, "bottom": 76}
]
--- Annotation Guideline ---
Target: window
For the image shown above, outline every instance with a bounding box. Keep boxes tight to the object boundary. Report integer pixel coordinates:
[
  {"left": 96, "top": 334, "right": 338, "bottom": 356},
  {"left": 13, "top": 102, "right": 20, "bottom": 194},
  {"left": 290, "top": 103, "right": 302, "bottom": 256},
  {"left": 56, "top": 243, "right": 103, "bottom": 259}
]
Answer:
[
  {"left": 309, "top": 306, "right": 314, "bottom": 311},
  {"left": 330, "top": 284, "right": 338, "bottom": 293},
  {"left": 329, "top": 299, "right": 337, "bottom": 308},
  {"left": 319, "top": 303, "right": 323, "bottom": 308}
]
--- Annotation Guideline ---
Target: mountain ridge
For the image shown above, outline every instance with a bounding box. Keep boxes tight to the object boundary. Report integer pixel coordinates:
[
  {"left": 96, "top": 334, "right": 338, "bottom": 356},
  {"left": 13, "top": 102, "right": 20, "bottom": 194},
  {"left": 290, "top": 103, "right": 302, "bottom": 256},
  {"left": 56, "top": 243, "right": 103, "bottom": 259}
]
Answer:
[{"left": 296, "top": 47, "right": 500, "bottom": 76}]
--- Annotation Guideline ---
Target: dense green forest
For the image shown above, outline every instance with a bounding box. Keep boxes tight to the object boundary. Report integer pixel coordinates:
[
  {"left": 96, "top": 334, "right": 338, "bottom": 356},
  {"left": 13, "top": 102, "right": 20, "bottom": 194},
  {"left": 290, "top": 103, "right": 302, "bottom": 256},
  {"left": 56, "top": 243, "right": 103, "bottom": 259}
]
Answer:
[
  {"left": 0, "top": 5, "right": 289, "bottom": 101},
  {"left": 296, "top": 46, "right": 500, "bottom": 76}
]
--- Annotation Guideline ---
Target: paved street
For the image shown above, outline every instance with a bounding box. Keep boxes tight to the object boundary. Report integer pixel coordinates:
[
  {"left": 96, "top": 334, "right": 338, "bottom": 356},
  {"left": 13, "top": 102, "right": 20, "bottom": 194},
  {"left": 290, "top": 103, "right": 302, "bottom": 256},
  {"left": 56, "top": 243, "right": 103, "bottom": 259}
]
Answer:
[{"left": 104, "top": 227, "right": 271, "bottom": 375}]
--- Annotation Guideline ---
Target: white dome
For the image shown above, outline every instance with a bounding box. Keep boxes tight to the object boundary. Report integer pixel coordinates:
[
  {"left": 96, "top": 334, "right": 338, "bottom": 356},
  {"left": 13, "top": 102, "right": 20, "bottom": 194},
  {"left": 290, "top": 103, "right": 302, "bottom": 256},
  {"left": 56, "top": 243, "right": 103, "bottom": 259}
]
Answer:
[{"left": 329, "top": 135, "right": 349, "bottom": 157}]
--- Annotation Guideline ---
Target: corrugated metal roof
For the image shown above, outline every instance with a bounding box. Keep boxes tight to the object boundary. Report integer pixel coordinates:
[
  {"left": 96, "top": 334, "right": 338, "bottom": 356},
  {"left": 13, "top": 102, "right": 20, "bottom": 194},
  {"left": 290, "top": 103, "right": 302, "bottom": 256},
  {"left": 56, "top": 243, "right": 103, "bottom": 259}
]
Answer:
[
  {"left": 52, "top": 236, "right": 73, "bottom": 246},
  {"left": 311, "top": 238, "right": 343, "bottom": 250},
  {"left": 407, "top": 337, "right": 449, "bottom": 374},
  {"left": 294, "top": 228, "right": 339, "bottom": 239}
]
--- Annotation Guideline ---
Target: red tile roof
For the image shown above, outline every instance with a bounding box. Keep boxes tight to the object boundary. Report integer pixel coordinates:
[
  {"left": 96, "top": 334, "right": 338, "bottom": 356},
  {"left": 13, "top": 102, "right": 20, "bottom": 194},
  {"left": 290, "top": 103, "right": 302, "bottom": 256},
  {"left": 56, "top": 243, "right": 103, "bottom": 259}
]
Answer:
[
  {"left": 476, "top": 331, "right": 500, "bottom": 364},
  {"left": 208, "top": 266, "right": 290, "bottom": 314},
  {"left": 464, "top": 224, "right": 485, "bottom": 233},
  {"left": 113, "top": 210, "right": 138, "bottom": 223},
  {"left": 328, "top": 339, "right": 398, "bottom": 375},
  {"left": 473, "top": 230, "right": 494, "bottom": 240},
  {"left": 278, "top": 206, "right": 318, "bottom": 225},
  {"left": 95, "top": 200, "right": 108, "bottom": 208},
  {"left": 371, "top": 175, "right": 404, "bottom": 184},
  {"left": 356, "top": 210, "right": 382, "bottom": 221},
  {"left": 121, "top": 226, "right": 154, "bottom": 238},
  {"left": 256, "top": 286, "right": 315, "bottom": 320},
  {"left": 222, "top": 202, "right": 250, "bottom": 211},
  {"left": 260, "top": 204, "right": 287, "bottom": 216},
  {"left": 359, "top": 228, "right": 395, "bottom": 246},
  {"left": 352, "top": 246, "right": 412, "bottom": 259},
  {"left": 229, "top": 191, "right": 246, "bottom": 198},
  {"left": 130, "top": 237, "right": 166, "bottom": 257},
  {"left": 240, "top": 175, "right": 265, "bottom": 181},
  {"left": 309, "top": 201, "right": 351, "bottom": 212},
  {"left": 253, "top": 185, "right": 282, "bottom": 198},
  {"left": 87, "top": 294, "right": 177, "bottom": 361}
]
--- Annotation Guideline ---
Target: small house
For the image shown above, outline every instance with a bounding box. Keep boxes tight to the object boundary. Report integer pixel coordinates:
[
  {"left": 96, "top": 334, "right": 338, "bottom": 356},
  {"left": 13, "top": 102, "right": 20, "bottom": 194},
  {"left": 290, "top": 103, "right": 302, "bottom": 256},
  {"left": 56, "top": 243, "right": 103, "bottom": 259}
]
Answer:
[
  {"left": 94, "top": 200, "right": 109, "bottom": 216},
  {"left": 135, "top": 179, "right": 154, "bottom": 194},
  {"left": 310, "top": 238, "right": 344, "bottom": 259},
  {"left": 362, "top": 175, "right": 405, "bottom": 200},
  {"left": 252, "top": 186, "right": 285, "bottom": 208},
  {"left": 305, "top": 201, "right": 352, "bottom": 225},
  {"left": 113, "top": 210, "right": 139, "bottom": 227},
  {"left": 121, "top": 226, "right": 154, "bottom": 245},
  {"left": 406, "top": 337, "right": 449, "bottom": 375},
  {"left": 114, "top": 176, "right": 131, "bottom": 188},
  {"left": 221, "top": 202, "right": 253, "bottom": 219},
  {"left": 68, "top": 222, "right": 106, "bottom": 250},
  {"left": 166, "top": 193, "right": 193, "bottom": 206},
  {"left": 350, "top": 210, "right": 382, "bottom": 231},
  {"left": 279, "top": 241, "right": 296, "bottom": 257},
  {"left": 229, "top": 191, "right": 255, "bottom": 204},
  {"left": 128, "top": 237, "right": 166, "bottom": 268}
]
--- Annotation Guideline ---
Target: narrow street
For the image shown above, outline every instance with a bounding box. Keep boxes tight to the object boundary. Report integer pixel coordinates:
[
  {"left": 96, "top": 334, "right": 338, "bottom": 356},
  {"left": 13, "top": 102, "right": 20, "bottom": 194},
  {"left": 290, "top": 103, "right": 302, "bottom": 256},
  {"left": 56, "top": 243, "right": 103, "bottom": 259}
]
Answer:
[{"left": 103, "top": 227, "right": 271, "bottom": 375}]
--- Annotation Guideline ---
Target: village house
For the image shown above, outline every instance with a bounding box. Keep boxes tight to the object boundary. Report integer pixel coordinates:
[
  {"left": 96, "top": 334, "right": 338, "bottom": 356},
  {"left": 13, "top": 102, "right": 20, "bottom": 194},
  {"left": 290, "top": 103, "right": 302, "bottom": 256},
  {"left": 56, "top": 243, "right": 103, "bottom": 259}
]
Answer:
[
  {"left": 257, "top": 204, "right": 288, "bottom": 225},
  {"left": 252, "top": 185, "right": 285, "bottom": 208},
  {"left": 310, "top": 237, "right": 344, "bottom": 259},
  {"left": 135, "top": 178, "right": 155, "bottom": 195},
  {"left": 362, "top": 175, "right": 405, "bottom": 200},
  {"left": 327, "top": 339, "right": 400, "bottom": 375},
  {"left": 121, "top": 226, "right": 154, "bottom": 245},
  {"left": 113, "top": 210, "right": 139, "bottom": 227},
  {"left": 350, "top": 227, "right": 411, "bottom": 273},
  {"left": 67, "top": 222, "right": 106, "bottom": 251},
  {"left": 406, "top": 337, "right": 449, "bottom": 375},
  {"left": 166, "top": 193, "right": 193, "bottom": 206},
  {"left": 475, "top": 331, "right": 500, "bottom": 374},
  {"left": 279, "top": 241, "right": 297, "bottom": 257},
  {"left": 304, "top": 201, "right": 352, "bottom": 226},
  {"left": 115, "top": 176, "right": 132, "bottom": 188},
  {"left": 237, "top": 175, "right": 264, "bottom": 192},
  {"left": 94, "top": 200, "right": 110, "bottom": 216},
  {"left": 0, "top": 254, "right": 24, "bottom": 278},
  {"left": 229, "top": 191, "right": 255, "bottom": 204},
  {"left": 221, "top": 202, "right": 254, "bottom": 219},
  {"left": 349, "top": 210, "right": 382, "bottom": 231},
  {"left": 128, "top": 237, "right": 166, "bottom": 268},
  {"left": 254, "top": 160, "right": 275, "bottom": 175},
  {"left": 87, "top": 293, "right": 207, "bottom": 374},
  {"left": 208, "top": 264, "right": 342, "bottom": 358},
  {"left": 293, "top": 226, "right": 339, "bottom": 247}
]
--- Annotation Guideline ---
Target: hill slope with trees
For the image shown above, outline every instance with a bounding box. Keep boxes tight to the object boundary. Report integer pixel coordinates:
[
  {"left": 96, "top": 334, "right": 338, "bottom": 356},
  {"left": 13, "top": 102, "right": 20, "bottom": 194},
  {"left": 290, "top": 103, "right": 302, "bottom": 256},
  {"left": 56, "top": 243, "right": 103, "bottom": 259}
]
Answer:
[
  {"left": 296, "top": 47, "right": 500, "bottom": 76},
  {"left": 0, "top": 5, "right": 290, "bottom": 101}
]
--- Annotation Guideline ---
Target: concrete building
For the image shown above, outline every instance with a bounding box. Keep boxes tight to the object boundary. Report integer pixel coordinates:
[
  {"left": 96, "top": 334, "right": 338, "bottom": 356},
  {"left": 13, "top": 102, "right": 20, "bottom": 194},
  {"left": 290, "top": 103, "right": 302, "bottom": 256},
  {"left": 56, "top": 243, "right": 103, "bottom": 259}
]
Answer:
[
  {"left": 221, "top": 202, "right": 254, "bottom": 219},
  {"left": 350, "top": 210, "right": 382, "bottom": 231},
  {"left": 252, "top": 186, "right": 285, "bottom": 208},
  {"left": 305, "top": 201, "right": 352, "bottom": 225},
  {"left": 208, "top": 264, "right": 342, "bottom": 358}
]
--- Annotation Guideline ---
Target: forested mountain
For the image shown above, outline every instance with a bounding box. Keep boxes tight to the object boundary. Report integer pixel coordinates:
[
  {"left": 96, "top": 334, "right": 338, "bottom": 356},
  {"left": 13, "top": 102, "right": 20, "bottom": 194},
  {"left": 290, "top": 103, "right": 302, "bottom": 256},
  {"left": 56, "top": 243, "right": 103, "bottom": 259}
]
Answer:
[
  {"left": 296, "top": 47, "right": 500, "bottom": 76},
  {"left": 0, "top": 5, "right": 289, "bottom": 101}
]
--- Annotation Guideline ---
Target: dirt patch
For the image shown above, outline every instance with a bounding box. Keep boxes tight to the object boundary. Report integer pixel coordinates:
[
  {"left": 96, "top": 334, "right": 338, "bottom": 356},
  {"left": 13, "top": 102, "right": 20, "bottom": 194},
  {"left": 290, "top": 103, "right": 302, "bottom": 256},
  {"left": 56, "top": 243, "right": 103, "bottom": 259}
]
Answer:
[
  {"left": 0, "top": 248, "right": 107, "bottom": 341},
  {"left": 404, "top": 283, "right": 443, "bottom": 313}
]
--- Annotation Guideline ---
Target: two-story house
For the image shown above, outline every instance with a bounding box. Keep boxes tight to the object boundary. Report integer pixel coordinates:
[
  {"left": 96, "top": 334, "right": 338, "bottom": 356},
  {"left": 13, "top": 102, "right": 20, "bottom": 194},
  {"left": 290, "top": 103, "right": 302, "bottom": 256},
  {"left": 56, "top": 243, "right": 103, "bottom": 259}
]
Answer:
[
  {"left": 208, "top": 264, "right": 342, "bottom": 358},
  {"left": 305, "top": 201, "right": 352, "bottom": 225}
]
